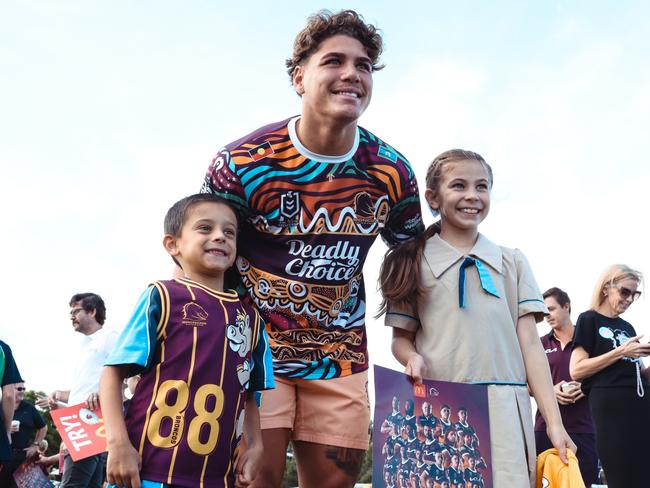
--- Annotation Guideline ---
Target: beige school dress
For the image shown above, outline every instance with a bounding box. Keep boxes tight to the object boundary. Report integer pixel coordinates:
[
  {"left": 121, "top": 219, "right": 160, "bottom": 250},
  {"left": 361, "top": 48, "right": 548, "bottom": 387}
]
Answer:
[{"left": 386, "top": 233, "right": 547, "bottom": 488}]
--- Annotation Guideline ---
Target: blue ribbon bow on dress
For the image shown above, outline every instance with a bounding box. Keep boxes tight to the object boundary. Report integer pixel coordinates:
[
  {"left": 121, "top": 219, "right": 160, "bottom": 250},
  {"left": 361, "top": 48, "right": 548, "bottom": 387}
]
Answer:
[{"left": 458, "top": 256, "right": 500, "bottom": 307}]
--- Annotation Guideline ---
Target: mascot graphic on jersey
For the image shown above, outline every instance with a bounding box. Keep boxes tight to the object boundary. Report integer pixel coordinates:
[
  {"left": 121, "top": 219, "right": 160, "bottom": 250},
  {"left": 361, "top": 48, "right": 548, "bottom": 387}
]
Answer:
[{"left": 227, "top": 309, "right": 253, "bottom": 388}]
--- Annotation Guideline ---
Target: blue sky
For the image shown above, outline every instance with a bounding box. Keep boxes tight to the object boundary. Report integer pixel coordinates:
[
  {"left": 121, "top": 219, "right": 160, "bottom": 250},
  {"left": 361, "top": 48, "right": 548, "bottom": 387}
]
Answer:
[{"left": 1, "top": 1, "right": 649, "bottom": 394}]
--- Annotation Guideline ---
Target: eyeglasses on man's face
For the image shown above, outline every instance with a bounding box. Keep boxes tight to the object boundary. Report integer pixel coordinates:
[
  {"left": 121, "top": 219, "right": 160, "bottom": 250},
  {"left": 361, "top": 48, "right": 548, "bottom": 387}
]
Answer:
[
  {"left": 16, "top": 387, "right": 26, "bottom": 391},
  {"left": 69, "top": 307, "right": 85, "bottom": 317}
]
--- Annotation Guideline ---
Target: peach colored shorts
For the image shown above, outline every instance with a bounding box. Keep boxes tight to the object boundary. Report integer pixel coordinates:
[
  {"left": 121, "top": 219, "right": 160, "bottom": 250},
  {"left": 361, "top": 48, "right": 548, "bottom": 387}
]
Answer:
[{"left": 259, "top": 370, "right": 370, "bottom": 450}]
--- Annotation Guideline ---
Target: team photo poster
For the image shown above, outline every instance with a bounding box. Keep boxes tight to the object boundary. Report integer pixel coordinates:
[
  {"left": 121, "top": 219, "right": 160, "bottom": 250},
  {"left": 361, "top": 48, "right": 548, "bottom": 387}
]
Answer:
[{"left": 373, "top": 365, "right": 492, "bottom": 488}]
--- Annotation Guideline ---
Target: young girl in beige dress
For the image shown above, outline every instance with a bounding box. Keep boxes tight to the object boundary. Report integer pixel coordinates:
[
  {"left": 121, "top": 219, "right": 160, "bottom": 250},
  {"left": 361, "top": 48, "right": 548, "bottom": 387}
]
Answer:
[{"left": 379, "top": 149, "right": 575, "bottom": 487}]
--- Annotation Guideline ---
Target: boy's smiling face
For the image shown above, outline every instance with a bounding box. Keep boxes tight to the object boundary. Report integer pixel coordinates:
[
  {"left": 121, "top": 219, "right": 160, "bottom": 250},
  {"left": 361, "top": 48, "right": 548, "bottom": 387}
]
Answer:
[{"left": 164, "top": 201, "right": 237, "bottom": 290}]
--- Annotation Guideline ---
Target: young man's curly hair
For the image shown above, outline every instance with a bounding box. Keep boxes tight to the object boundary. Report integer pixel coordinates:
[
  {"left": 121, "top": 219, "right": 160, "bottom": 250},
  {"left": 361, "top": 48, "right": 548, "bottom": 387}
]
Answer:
[{"left": 285, "top": 9, "right": 384, "bottom": 81}]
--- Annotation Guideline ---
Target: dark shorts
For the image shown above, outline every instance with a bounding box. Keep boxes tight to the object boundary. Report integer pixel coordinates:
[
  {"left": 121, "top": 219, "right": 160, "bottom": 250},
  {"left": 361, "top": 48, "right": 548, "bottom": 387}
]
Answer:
[{"left": 535, "top": 430, "right": 598, "bottom": 486}]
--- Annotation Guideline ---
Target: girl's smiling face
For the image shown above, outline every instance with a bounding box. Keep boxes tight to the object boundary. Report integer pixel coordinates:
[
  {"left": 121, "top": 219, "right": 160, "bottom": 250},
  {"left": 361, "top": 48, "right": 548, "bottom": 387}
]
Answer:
[{"left": 426, "top": 159, "right": 491, "bottom": 237}]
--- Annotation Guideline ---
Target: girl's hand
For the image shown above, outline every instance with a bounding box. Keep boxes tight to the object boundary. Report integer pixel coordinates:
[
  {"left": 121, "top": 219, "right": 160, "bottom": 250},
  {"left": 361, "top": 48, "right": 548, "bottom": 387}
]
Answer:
[
  {"left": 546, "top": 423, "right": 577, "bottom": 464},
  {"left": 405, "top": 353, "right": 427, "bottom": 384},
  {"left": 107, "top": 441, "right": 141, "bottom": 488}
]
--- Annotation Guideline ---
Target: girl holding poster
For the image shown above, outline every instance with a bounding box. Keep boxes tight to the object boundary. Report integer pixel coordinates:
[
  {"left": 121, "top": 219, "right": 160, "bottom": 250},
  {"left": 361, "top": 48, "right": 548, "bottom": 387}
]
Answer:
[{"left": 379, "top": 149, "right": 575, "bottom": 487}]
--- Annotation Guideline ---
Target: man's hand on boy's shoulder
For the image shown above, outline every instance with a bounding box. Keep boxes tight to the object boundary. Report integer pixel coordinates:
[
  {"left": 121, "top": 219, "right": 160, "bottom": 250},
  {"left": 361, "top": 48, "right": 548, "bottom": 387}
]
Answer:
[
  {"left": 107, "top": 440, "right": 142, "bottom": 488},
  {"left": 235, "top": 442, "right": 263, "bottom": 487}
]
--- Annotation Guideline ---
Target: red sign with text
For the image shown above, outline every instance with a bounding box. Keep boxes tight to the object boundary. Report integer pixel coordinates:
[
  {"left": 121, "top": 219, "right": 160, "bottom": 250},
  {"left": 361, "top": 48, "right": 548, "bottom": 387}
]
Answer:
[{"left": 50, "top": 403, "right": 107, "bottom": 461}]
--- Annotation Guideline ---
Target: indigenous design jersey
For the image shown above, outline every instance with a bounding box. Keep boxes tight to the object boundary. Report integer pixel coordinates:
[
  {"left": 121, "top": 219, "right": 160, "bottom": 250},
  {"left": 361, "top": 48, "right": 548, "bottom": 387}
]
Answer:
[
  {"left": 106, "top": 278, "right": 274, "bottom": 488},
  {"left": 201, "top": 117, "right": 423, "bottom": 379}
]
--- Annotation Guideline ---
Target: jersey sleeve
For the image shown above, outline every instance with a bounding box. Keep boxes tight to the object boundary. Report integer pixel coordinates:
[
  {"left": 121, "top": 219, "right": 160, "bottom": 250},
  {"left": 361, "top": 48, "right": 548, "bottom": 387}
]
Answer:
[
  {"left": 248, "top": 314, "right": 274, "bottom": 392},
  {"left": 0, "top": 341, "right": 23, "bottom": 386},
  {"left": 385, "top": 302, "right": 420, "bottom": 332},
  {"left": 513, "top": 249, "right": 548, "bottom": 322},
  {"left": 105, "top": 285, "right": 161, "bottom": 375},
  {"left": 380, "top": 157, "right": 425, "bottom": 247},
  {"left": 573, "top": 312, "right": 597, "bottom": 355},
  {"left": 200, "top": 147, "right": 249, "bottom": 216}
]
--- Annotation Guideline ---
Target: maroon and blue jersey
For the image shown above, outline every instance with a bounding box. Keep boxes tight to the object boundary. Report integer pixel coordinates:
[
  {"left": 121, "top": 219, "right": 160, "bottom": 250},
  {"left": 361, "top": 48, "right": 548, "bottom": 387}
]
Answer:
[
  {"left": 201, "top": 117, "right": 423, "bottom": 379},
  {"left": 106, "top": 278, "right": 274, "bottom": 487}
]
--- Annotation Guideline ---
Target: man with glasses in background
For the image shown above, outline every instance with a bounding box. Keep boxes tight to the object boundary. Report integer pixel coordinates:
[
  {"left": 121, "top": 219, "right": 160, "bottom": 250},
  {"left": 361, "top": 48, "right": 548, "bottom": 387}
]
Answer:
[{"left": 37, "top": 293, "right": 117, "bottom": 488}]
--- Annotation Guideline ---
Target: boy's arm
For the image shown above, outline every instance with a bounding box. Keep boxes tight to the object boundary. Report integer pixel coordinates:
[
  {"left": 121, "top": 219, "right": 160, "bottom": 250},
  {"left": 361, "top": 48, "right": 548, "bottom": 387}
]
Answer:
[
  {"left": 100, "top": 364, "right": 141, "bottom": 488},
  {"left": 517, "top": 313, "right": 576, "bottom": 463},
  {"left": 243, "top": 390, "right": 262, "bottom": 451},
  {"left": 235, "top": 390, "right": 263, "bottom": 487}
]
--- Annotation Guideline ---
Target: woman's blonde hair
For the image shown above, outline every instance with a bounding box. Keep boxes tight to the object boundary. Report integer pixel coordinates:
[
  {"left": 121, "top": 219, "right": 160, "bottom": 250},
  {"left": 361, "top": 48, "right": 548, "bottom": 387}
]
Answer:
[{"left": 589, "top": 264, "right": 643, "bottom": 310}]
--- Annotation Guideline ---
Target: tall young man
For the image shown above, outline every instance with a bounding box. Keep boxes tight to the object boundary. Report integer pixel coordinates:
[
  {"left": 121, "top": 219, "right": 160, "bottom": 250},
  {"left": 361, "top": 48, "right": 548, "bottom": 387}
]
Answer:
[{"left": 201, "top": 10, "right": 424, "bottom": 487}]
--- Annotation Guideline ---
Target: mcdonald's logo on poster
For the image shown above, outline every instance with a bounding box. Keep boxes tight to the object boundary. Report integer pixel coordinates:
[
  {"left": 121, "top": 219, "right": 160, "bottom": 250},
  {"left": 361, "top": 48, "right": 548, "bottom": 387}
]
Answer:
[{"left": 413, "top": 383, "right": 426, "bottom": 398}]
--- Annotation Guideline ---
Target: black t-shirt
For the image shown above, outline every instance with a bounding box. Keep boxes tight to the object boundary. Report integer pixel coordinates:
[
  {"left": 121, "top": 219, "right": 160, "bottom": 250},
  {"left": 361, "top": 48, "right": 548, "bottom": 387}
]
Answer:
[
  {"left": 12, "top": 400, "right": 46, "bottom": 450},
  {"left": 573, "top": 310, "right": 650, "bottom": 394}
]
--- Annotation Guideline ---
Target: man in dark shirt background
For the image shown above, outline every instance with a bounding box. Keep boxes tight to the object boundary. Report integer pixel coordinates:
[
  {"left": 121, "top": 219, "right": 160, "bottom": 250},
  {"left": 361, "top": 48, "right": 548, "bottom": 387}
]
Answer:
[
  {"left": 4, "top": 382, "right": 47, "bottom": 482},
  {"left": 534, "top": 287, "right": 598, "bottom": 486}
]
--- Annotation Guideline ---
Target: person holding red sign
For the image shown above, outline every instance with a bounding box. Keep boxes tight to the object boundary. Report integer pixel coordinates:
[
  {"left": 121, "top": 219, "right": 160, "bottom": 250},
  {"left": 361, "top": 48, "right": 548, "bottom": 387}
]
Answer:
[
  {"left": 37, "top": 293, "right": 117, "bottom": 488},
  {"left": 101, "top": 194, "right": 274, "bottom": 488}
]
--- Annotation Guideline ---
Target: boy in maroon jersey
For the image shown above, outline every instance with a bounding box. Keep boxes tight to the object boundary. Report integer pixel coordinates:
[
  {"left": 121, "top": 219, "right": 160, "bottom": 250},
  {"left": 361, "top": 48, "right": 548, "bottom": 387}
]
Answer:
[{"left": 100, "top": 194, "right": 274, "bottom": 488}]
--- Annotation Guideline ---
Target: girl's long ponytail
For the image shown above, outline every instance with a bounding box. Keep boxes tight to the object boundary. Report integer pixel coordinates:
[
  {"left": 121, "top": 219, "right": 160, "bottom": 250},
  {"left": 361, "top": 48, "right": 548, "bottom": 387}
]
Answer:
[{"left": 377, "top": 222, "right": 440, "bottom": 317}]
